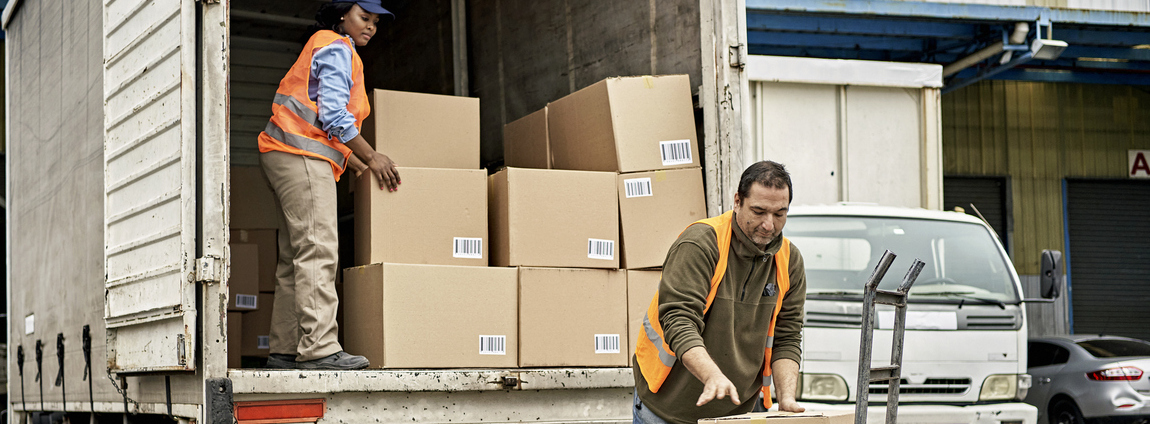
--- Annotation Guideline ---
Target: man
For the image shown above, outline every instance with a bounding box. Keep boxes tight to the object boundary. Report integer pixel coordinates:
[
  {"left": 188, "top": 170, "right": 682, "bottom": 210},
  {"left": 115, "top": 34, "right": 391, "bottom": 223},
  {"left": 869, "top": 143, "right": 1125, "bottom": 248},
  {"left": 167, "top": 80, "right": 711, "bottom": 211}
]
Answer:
[{"left": 633, "top": 161, "right": 806, "bottom": 424}]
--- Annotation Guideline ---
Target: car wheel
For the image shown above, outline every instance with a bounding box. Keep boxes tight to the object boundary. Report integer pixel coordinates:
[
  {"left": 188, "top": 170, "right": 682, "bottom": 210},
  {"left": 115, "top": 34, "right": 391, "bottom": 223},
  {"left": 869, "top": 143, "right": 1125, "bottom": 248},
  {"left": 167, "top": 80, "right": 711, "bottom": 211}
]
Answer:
[{"left": 1049, "top": 399, "right": 1085, "bottom": 424}]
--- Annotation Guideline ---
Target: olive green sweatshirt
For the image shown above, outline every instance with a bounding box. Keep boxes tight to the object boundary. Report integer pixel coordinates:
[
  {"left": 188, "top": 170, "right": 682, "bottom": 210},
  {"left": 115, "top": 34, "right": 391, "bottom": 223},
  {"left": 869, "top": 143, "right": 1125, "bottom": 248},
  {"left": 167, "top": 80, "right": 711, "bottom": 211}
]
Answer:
[{"left": 633, "top": 212, "right": 806, "bottom": 424}]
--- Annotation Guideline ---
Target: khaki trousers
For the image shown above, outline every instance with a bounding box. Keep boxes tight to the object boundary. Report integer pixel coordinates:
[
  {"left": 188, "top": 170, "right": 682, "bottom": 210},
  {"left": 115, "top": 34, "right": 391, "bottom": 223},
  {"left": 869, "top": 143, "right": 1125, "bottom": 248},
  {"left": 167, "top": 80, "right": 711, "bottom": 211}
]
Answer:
[{"left": 260, "top": 150, "right": 343, "bottom": 362}]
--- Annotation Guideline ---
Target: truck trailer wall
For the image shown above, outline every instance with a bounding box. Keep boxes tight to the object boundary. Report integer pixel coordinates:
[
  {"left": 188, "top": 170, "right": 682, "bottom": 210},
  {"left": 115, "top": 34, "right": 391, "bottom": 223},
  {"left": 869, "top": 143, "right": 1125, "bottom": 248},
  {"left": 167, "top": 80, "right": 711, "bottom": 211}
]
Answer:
[
  {"left": 469, "top": 0, "right": 703, "bottom": 167},
  {"left": 5, "top": 0, "right": 202, "bottom": 410}
]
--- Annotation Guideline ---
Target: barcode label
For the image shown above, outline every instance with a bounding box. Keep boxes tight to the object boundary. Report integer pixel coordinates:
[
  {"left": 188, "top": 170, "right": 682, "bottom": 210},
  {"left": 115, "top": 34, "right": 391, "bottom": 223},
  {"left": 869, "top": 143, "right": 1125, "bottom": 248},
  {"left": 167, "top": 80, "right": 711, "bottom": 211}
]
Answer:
[
  {"left": 623, "top": 178, "right": 653, "bottom": 198},
  {"left": 257, "top": 335, "right": 270, "bottom": 350},
  {"left": 453, "top": 237, "right": 483, "bottom": 259},
  {"left": 479, "top": 335, "right": 507, "bottom": 355},
  {"left": 595, "top": 334, "right": 621, "bottom": 354},
  {"left": 235, "top": 294, "right": 258, "bottom": 309},
  {"left": 587, "top": 238, "right": 616, "bottom": 260},
  {"left": 659, "top": 139, "right": 693, "bottom": 166}
]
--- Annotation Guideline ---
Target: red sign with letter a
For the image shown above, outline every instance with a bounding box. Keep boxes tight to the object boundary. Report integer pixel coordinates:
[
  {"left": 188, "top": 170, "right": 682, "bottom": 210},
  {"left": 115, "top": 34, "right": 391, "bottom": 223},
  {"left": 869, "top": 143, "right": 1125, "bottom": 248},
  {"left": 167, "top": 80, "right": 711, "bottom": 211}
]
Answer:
[{"left": 1131, "top": 150, "right": 1150, "bottom": 179}]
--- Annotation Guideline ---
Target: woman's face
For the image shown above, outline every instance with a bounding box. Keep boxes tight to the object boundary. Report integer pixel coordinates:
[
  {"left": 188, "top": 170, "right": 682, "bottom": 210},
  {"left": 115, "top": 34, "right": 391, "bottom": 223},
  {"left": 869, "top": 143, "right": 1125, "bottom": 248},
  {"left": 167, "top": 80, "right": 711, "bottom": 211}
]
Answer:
[{"left": 340, "top": 4, "right": 379, "bottom": 47}]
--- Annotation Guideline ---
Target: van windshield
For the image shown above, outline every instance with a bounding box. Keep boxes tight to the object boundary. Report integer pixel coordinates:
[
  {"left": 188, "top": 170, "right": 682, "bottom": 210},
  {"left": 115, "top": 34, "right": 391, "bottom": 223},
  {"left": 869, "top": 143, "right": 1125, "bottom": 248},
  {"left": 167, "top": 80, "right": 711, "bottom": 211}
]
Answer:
[{"left": 785, "top": 216, "right": 1019, "bottom": 302}]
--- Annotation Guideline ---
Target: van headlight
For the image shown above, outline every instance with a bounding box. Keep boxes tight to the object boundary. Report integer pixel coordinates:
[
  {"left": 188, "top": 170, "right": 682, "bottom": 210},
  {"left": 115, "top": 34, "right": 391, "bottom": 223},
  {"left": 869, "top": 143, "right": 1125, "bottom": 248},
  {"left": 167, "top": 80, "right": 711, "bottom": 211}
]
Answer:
[
  {"left": 799, "top": 373, "right": 849, "bottom": 401},
  {"left": 980, "top": 374, "right": 1030, "bottom": 401}
]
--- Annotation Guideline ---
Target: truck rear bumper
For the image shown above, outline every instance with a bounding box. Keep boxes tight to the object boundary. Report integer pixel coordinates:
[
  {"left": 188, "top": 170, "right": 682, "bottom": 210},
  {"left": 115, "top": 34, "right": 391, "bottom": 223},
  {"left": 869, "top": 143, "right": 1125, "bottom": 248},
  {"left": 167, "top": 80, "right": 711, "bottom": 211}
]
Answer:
[{"left": 797, "top": 402, "right": 1038, "bottom": 424}]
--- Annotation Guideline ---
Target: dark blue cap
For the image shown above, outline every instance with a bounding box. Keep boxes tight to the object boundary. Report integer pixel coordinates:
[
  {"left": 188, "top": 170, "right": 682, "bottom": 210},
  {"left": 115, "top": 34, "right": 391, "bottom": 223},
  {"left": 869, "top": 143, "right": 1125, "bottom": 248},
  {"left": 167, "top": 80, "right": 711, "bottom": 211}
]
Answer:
[{"left": 332, "top": 0, "right": 394, "bottom": 19}]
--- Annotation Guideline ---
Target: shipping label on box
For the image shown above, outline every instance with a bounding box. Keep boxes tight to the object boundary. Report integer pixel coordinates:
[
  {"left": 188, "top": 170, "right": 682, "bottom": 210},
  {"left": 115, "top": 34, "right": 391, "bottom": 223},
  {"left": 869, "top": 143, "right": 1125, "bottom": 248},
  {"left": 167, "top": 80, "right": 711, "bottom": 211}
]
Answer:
[
  {"left": 489, "top": 167, "right": 619, "bottom": 269},
  {"left": 699, "top": 411, "right": 855, "bottom": 424},
  {"left": 618, "top": 167, "right": 706, "bottom": 269},
  {"left": 548, "top": 75, "right": 699, "bottom": 173},
  {"left": 354, "top": 167, "right": 488, "bottom": 267},
  {"left": 519, "top": 267, "right": 628, "bottom": 367},
  {"left": 361, "top": 90, "right": 480, "bottom": 169},
  {"left": 343, "top": 263, "right": 518, "bottom": 368}
]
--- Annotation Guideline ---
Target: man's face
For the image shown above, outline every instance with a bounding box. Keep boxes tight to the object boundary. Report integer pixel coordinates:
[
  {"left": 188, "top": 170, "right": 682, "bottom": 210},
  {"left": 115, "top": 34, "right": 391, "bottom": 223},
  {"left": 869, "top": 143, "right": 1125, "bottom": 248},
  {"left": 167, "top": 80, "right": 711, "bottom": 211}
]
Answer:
[{"left": 733, "top": 182, "right": 790, "bottom": 246}]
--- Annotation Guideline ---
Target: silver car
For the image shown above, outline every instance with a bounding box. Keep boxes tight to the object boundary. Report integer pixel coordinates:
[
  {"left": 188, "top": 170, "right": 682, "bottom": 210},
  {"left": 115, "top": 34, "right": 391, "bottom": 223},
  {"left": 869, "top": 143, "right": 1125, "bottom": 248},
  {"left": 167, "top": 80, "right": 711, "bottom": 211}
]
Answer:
[{"left": 1026, "top": 335, "right": 1150, "bottom": 424}]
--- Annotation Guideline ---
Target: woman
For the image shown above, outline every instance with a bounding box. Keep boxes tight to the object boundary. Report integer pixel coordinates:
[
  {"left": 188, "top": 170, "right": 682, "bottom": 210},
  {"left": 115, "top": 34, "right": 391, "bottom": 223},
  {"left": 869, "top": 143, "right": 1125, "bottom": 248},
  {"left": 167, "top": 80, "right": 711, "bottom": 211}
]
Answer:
[{"left": 257, "top": 0, "right": 398, "bottom": 370}]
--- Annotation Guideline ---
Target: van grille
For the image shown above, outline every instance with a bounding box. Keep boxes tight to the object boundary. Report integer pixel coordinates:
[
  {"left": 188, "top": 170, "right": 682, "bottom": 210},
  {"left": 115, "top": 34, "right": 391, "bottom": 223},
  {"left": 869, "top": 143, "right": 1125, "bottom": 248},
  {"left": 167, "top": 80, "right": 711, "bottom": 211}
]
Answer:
[
  {"left": 963, "top": 314, "right": 1018, "bottom": 329},
  {"left": 869, "top": 378, "right": 971, "bottom": 395},
  {"left": 805, "top": 311, "right": 862, "bottom": 328}
]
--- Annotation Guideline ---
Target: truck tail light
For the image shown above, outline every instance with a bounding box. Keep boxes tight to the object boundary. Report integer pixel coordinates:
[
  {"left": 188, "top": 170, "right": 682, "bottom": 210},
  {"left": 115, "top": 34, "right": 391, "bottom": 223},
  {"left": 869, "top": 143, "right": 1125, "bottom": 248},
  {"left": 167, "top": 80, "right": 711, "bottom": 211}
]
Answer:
[{"left": 1087, "top": 366, "right": 1143, "bottom": 381}]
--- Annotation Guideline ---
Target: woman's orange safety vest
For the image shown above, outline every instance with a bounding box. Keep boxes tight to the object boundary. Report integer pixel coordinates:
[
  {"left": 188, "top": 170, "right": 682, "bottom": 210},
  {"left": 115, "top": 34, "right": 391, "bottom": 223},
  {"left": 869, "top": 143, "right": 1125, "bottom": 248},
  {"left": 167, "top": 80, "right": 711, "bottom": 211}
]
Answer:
[
  {"left": 635, "top": 210, "right": 791, "bottom": 409},
  {"left": 258, "top": 30, "right": 370, "bottom": 181}
]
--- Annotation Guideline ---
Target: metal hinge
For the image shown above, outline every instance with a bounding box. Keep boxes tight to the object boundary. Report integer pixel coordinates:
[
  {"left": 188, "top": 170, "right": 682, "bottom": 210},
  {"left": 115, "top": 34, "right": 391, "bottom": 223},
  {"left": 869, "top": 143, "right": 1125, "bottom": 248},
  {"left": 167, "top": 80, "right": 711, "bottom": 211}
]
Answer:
[
  {"left": 729, "top": 43, "right": 746, "bottom": 68},
  {"left": 178, "top": 334, "right": 187, "bottom": 366},
  {"left": 196, "top": 256, "right": 223, "bottom": 283}
]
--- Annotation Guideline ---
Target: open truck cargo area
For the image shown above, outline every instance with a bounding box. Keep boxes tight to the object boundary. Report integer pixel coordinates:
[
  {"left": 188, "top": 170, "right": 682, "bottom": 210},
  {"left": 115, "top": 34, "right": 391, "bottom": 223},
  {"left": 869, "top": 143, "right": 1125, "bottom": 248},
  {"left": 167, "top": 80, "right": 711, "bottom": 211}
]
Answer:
[{"left": 4, "top": 0, "right": 1049, "bottom": 423}]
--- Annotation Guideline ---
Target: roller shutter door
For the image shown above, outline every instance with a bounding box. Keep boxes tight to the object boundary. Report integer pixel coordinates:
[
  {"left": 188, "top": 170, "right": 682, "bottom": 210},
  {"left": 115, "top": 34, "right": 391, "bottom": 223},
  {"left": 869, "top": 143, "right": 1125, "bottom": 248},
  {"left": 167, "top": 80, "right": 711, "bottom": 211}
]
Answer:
[
  {"left": 1065, "top": 180, "right": 1150, "bottom": 340},
  {"left": 944, "top": 176, "right": 1010, "bottom": 253}
]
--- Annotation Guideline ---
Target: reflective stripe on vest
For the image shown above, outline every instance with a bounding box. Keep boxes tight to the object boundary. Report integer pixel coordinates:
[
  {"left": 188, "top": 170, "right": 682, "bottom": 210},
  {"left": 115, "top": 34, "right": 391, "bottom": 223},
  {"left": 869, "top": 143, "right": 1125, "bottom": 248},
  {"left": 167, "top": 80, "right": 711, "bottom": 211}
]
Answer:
[
  {"left": 257, "top": 30, "right": 369, "bottom": 181},
  {"left": 634, "top": 210, "right": 791, "bottom": 410}
]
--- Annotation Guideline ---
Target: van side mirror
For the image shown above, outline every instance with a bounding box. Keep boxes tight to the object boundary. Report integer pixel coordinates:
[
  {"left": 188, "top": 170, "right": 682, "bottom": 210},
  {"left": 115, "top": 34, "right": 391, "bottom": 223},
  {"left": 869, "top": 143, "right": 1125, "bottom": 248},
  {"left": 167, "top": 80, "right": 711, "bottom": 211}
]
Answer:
[{"left": 1040, "top": 250, "right": 1062, "bottom": 299}]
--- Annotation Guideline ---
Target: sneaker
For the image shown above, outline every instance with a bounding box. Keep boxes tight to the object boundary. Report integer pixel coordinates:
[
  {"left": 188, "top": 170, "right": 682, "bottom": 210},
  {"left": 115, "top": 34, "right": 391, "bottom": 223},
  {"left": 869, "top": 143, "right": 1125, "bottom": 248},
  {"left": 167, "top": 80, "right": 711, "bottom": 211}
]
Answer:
[
  {"left": 266, "top": 354, "right": 296, "bottom": 369},
  {"left": 295, "top": 351, "right": 370, "bottom": 370}
]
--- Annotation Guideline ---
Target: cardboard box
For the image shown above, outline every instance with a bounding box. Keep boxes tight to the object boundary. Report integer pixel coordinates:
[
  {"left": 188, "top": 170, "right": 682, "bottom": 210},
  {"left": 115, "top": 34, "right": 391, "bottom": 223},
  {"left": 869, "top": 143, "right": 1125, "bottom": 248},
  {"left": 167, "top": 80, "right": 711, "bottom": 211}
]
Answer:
[
  {"left": 627, "top": 270, "right": 661, "bottom": 364},
  {"left": 618, "top": 167, "right": 707, "bottom": 269},
  {"left": 228, "top": 312, "right": 243, "bottom": 368},
  {"left": 354, "top": 167, "right": 488, "bottom": 267},
  {"left": 548, "top": 75, "right": 699, "bottom": 173},
  {"left": 231, "top": 229, "right": 278, "bottom": 292},
  {"left": 241, "top": 293, "right": 275, "bottom": 358},
  {"left": 361, "top": 89, "right": 480, "bottom": 169},
  {"left": 229, "top": 244, "right": 261, "bottom": 311},
  {"left": 230, "top": 166, "right": 280, "bottom": 230},
  {"left": 698, "top": 412, "right": 854, "bottom": 424},
  {"left": 489, "top": 167, "right": 619, "bottom": 269},
  {"left": 503, "top": 107, "right": 550, "bottom": 169},
  {"left": 519, "top": 267, "right": 628, "bottom": 367},
  {"left": 343, "top": 263, "right": 518, "bottom": 368}
]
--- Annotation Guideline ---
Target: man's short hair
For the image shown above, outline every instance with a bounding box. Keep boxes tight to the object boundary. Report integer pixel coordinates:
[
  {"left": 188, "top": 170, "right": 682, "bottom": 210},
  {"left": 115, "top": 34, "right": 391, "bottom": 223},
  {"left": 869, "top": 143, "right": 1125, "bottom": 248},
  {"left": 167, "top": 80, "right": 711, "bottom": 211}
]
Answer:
[{"left": 737, "top": 161, "right": 793, "bottom": 203}]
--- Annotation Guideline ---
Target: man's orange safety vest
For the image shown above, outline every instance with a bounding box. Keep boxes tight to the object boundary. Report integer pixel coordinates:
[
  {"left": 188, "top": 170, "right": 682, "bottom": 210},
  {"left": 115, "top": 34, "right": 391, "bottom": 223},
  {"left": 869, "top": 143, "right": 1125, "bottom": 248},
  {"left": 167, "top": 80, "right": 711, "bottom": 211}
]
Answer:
[
  {"left": 258, "top": 30, "right": 370, "bottom": 181},
  {"left": 635, "top": 210, "right": 791, "bottom": 409}
]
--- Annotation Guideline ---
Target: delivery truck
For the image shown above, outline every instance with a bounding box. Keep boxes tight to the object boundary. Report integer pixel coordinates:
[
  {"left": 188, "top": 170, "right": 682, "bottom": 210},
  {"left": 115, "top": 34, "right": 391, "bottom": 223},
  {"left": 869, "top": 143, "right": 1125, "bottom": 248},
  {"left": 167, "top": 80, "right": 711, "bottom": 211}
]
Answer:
[{"left": 2, "top": 0, "right": 1049, "bottom": 423}]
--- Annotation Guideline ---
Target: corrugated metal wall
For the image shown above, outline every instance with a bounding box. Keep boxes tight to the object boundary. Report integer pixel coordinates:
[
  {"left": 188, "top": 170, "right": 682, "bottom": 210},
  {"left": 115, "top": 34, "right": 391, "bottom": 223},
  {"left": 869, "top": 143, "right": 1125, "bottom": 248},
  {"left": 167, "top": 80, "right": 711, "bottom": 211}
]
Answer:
[{"left": 942, "top": 80, "right": 1150, "bottom": 275}]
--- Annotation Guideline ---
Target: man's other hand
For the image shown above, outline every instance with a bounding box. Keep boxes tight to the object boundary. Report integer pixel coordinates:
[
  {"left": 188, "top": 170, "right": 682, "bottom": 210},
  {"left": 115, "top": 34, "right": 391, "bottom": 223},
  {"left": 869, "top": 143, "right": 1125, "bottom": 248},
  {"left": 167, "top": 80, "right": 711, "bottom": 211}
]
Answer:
[
  {"left": 776, "top": 398, "right": 805, "bottom": 412},
  {"left": 697, "top": 374, "right": 741, "bottom": 407}
]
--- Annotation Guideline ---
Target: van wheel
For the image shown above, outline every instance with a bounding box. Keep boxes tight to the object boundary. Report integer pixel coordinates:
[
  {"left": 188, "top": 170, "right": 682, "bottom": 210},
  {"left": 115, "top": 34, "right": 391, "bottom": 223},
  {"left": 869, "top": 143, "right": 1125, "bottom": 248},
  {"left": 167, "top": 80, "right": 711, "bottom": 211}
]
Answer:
[{"left": 1050, "top": 399, "right": 1084, "bottom": 424}]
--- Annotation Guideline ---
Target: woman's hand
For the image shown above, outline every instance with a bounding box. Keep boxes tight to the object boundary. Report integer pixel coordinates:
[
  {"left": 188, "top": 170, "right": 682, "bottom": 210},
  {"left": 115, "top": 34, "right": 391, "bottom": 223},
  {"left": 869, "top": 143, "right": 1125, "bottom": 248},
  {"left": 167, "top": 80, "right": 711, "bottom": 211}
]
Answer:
[
  {"left": 365, "top": 152, "right": 400, "bottom": 191},
  {"left": 344, "top": 134, "right": 400, "bottom": 191}
]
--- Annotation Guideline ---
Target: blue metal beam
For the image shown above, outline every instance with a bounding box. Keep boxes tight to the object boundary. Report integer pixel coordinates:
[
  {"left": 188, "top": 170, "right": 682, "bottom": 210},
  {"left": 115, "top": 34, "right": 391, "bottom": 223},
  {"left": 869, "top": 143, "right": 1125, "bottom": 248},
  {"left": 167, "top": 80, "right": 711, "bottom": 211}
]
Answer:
[
  {"left": 1054, "top": 27, "right": 1150, "bottom": 46},
  {"left": 746, "top": 12, "right": 980, "bottom": 40},
  {"left": 1061, "top": 46, "right": 1150, "bottom": 61},
  {"left": 988, "top": 68, "right": 1150, "bottom": 85},
  {"left": 747, "top": 31, "right": 927, "bottom": 52},
  {"left": 747, "top": 0, "right": 1150, "bottom": 28}
]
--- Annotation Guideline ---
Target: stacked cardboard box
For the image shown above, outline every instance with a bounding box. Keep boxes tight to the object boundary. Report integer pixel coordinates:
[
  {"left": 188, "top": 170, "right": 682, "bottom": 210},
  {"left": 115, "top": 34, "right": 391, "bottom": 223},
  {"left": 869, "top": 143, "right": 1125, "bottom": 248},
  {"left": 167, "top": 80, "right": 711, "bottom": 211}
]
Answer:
[
  {"left": 499, "top": 75, "right": 705, "bottom": 366},
  {"left": 229, "top": 228, "right": 279, "bottom": 365},
  {"left": 345, "top": 90, "right": 511, "bottom": 368}
]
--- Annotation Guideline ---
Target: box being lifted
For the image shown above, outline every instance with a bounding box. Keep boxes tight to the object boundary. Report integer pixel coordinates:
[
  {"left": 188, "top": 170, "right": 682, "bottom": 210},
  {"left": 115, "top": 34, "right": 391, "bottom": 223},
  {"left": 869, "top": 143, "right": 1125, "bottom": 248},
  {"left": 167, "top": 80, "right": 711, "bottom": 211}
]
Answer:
[
  {"left": 361, "top": 89, "right": 480, "bottom": 169},
  {"left": 342, "top": 263, "right": 519, "bottom": 369},
  {"left": 489, "top": 167, "right": 619, "bottom": 269},
  {"left": 354, "top": 167, "right": 488, "bottom": 267},
  {"left": 548, "top": 75, "right": 699, "bottom": 173}
]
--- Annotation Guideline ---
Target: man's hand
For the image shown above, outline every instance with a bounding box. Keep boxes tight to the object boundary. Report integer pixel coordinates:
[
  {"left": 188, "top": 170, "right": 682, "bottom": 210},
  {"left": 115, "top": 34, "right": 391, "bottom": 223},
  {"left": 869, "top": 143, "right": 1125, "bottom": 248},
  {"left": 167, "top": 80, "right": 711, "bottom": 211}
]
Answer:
[
  {"left": 681, "top": 346, "right": 741, "bottom": 406},
  {"left": 771, "top": 358, "right": 804, "bottom": 412},
  {"left": 697, "top": 372, "right": 741, "bottom": 407}
]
